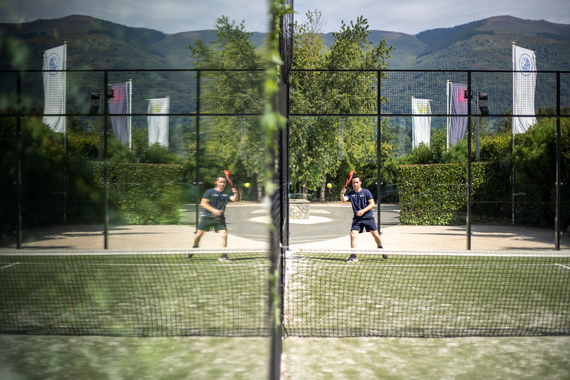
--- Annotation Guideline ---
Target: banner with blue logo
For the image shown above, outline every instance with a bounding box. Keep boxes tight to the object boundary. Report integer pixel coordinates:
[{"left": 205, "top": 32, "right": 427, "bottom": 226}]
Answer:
[
  {"left": 412, "top": 97, "right": 431, "bottom": 148},
  {"left": 42, "top": 44, "right": 67, "bottom": 133},
  {"left": 513, "top": 45, "right": 537, "bottom": 134}
]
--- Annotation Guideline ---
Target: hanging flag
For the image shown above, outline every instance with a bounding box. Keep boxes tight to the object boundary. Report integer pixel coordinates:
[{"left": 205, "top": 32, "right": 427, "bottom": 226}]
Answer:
[
  {"left": 449, "top": 82, "right": 468, "bottom": 146},
  {"left": 412, "top": 97, "right": 431, "bottom": 148},
  {"left": 109, "top": 82, "right": 129, "bottom": 145},
  {"left": 42, "top": 44, "right": 66, "bottom": 133},
  {"left": 513, "top": 45, "right": 537, "bottom": 133},
  {"left": 148, "top": 97, "right": 169, "bottom": 147}
]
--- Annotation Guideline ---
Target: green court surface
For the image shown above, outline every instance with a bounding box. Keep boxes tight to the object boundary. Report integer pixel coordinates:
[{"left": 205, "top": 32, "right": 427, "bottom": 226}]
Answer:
[
  {"left": 1, "top": 334, "right": 570, "bottom": 379},
  {"left": 282, "top": 336, "right": 570, "bottom": 380},
  {"left": 284, "top": 251, "right": 570, "bottom": 337},
  {"left": 2, "top": 250, "right": 570, "bottom": 379},
  {"left": 0, "top": 335, "right": 270, "bottom": 380},
  {"left": 0, "top": 251, "right": 270, "bottom": 337}
]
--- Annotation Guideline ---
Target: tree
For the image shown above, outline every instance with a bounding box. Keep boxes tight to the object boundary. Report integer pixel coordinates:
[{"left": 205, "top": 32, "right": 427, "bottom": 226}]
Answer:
[
  {"left": 187, "top": 17, "right": 266, "bottom": 198},
  {"left": 289, "top": 12, "right": 393, "bottom": 200}
]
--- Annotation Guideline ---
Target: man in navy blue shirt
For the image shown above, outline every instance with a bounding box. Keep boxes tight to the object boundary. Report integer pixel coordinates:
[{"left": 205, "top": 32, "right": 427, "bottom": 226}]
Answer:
[
  {"left": 340, "top": 175, "right": 386, "bottom": 262},
  {"left": 189, "top": 175, "right": 238, "bottom": 261}
]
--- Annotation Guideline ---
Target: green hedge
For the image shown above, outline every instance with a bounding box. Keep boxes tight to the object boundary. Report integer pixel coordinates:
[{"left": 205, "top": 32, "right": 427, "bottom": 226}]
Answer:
[
  {"left": 397, "top": 162, "right": 511, "bottom": 225},
  {"left": 92, "top": 162, "right": 183, "bottom": 225}
]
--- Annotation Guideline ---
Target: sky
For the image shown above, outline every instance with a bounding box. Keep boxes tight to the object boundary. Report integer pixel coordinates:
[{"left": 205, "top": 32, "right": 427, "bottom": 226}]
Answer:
[{"left": 1, "top": 0, "right": 569, "bottom": 35}]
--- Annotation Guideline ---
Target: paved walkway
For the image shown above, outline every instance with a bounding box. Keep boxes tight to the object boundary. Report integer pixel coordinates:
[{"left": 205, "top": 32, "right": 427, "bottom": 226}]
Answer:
[{"left": 2, "top": 223, "right": 568, "bottom": 252}]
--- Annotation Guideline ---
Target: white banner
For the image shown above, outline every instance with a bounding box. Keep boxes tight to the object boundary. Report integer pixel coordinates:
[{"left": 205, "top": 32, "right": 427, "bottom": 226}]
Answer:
[
  {"left": 513, "top": 45, "right": 537, "bottom": 134},
  {"left": 42, "top": 44, "right": 67, "bottom": 133},
  {"left": 148, "top": 97, "right": 169, "bottom": 147},
  {"left": 412, "top": 97, "right": 431, "bottom": 148}
]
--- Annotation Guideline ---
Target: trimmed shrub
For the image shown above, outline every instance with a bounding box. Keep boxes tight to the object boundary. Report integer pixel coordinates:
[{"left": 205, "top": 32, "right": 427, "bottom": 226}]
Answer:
[{"left": 92, "top": 162, "right": 183, "bottom": 225}]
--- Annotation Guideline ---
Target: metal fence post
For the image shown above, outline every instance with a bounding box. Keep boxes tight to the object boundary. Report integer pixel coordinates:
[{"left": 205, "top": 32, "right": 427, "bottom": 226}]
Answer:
[
  {"left": 466, "top": 71, "right": 472, "bottom": 250},
  {"left": 555, "top": 72, "right": 561, "bottom": 250}
]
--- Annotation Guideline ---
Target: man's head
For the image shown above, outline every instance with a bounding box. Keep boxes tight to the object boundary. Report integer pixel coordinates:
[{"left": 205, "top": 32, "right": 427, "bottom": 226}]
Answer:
[
  {"left": 215, "top": 175, "right": 227, "bottom": 191},
  {"left": 351, "top": 175, "right": 362, "bottom": 191}
]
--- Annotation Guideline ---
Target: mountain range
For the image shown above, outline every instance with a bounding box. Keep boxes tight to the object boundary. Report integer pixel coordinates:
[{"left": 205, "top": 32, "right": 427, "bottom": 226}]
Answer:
[{"left": 1, "top": 14, "right": 569, "bottom": 71}]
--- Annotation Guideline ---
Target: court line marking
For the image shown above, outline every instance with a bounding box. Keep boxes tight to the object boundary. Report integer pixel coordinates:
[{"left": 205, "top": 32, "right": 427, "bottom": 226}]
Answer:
[
  {"left": 556, "top": 263, "right": 570, "bottom": 270},
  {"left": 0, "top": 262, "right": 20, "bottom": 270}
]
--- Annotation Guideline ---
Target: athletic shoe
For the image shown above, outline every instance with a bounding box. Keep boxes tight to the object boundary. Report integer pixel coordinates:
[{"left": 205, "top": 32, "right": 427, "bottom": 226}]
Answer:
[
  {"left": 219, "top": 254, "right": 232, "bottom": 262},
  {"left": 378, "top": 246, "right": 388, "bottom": 260},
  {"left": 188, "top": 246, "right": 198, "bottom": 259},
  {"left": 345, "top": 254, "right": 358, "bottom": 263}
]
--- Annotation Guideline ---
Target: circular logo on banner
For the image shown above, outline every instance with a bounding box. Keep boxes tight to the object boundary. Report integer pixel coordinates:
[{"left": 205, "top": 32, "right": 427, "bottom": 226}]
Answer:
[
  {"left": 110, "top": 86, "right": 125, "bottom": 104},
  {"left": 518, "top": 53, "right": 534, "bottom": 77},
  {"left": 152, "top": 103, "right": 163, "bottom": 113},
  {"left": 47, "top": 52, "right": 61, "bottom": 75},
  {"left": 454, "top": 87, "right": 467, "bottom": 105},
  {"left": 417, "top": 104, "right": 428, "bottom": 114}
]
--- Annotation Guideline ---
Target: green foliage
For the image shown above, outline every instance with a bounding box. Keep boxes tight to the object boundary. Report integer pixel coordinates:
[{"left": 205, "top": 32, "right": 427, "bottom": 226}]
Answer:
[
  {"left": 396, "top": 118, "right": 570, "bottom": 228},
  {"left": 398, "top": 163, "right": 468, "bottom": 225},
  {"left": 511, "top": 118, "right": 570, "bottom": 228},
  {"left": 0, "top": 118, "right": 104, "bottom": 239},
  {"left": 290, "top": 12, "right": 393, "bottom": 200},
  {"left": 398, "top": 162, "right": 512, "bottom": 225},
  {"left": 186, "top": 16, "right": 266, "bottom": 198},
  {"left": 92, "top": 162, "right": 182, "bottom": 225}
]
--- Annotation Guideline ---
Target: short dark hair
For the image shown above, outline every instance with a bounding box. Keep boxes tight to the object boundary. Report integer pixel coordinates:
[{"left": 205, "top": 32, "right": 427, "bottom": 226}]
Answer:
[
  {"left": 217, "top": 175, "right": 226, "bottom": 181},
  {"left": 352, "top": 175, "right": 362, "bottom": 183}
]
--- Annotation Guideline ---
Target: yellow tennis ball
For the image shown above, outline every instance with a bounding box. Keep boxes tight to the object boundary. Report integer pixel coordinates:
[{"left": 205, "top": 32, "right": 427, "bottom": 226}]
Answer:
[
  {"left": 327, "top": 183, "right": 332, "bottom": 188},
  {"left": 244, "top": 183, "right": 251, "bottom": 188}
]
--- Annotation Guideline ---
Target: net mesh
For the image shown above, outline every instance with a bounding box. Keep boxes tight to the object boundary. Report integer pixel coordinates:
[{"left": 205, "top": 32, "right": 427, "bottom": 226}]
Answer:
[
  {"left": 283, "top": 249, "right": 570, "bottom": 338},
  {"left": 0, "top": 249, "right": 270, "bottom": 337}
]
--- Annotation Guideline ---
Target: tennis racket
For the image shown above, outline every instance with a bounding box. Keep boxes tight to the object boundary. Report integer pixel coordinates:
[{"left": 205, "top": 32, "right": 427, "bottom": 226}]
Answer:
[
  {"left": 344, "top": 170, "right": 355, "bottom": 189},
  {"left": 223, "top": 170, "right": 234, "bottom": 188}
]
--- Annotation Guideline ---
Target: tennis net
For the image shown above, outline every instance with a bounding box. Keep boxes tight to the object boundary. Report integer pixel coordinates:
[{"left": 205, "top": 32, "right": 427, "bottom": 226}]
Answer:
[
  {"left": 283, "top": 249, "right": 570, "bottom": 338},
  {"left": 0, "top": 249, "right": 270, "bottom": 337}
]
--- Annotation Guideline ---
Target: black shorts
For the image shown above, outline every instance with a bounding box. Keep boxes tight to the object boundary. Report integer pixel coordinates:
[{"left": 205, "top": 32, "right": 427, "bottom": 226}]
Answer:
[
  {"left": 351, "top": 217, "right": 377, "bottom": 233},
  {"left": 198, "top": 216, "right": 227, "bottom": 232}
]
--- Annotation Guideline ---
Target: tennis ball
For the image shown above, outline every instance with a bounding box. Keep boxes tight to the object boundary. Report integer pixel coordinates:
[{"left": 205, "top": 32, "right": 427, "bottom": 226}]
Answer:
[
  {"left": 244, "top": 183, "right": 251, "bottom": 188},
  {"left": 327, "top": 183, "right": 332, "bottom": 188}
]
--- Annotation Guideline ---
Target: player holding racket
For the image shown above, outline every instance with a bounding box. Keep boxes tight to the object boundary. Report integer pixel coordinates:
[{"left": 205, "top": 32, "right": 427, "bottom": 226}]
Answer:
[
  {"left": 189, "top": 174, "right": 238, "bottom": 261},
  {"left": 340, "top": 174, "right": 386, "bottom": 262}
]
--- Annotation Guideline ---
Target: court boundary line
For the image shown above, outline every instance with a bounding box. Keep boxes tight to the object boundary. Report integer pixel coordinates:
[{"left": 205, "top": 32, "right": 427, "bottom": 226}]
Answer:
[{"left": 0, "top": 262, "right": 19, "bottom": 270}]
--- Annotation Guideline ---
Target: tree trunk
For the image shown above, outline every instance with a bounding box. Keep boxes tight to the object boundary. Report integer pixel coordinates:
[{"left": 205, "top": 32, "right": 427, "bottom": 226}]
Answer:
[
  {"left": 320, "top": 174, "right": 327, "bottom": 202},
  {"left": 257, "top": 173, "right": 263, "bottom": 200}
]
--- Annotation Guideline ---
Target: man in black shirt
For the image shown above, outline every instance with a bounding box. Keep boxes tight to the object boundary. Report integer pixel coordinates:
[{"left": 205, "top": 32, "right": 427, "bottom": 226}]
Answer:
[{"left": 189, "top": 175, "right": 238, "bottom": 261}]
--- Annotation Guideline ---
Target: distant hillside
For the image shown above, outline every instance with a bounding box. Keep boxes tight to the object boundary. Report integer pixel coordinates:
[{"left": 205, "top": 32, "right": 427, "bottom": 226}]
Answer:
[
  {"left": 409, "top": 16, "right": 570, "bottom": 70},
  {"left": 1, "top": 14, "right": 569, "bottom": 71}
]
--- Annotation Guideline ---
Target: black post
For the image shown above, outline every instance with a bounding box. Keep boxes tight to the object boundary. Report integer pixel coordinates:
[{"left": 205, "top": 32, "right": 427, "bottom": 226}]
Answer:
[
  {"left": 376, "top": 70, "right": 382, "bottom": 234},
  {"left": 466, "top": 72, "right": 472, "bottom": 250},
  {"left": 195, "top": 71, "right": 201, "bottom": 233},
  {"left": 555, "top": 72, "right": 561, "bottom": 250},
  {"left": 104, "top": 71, "right": 109, "bottom": 249},
  {"left": 16, "top": 71, "right": 22, "bottom": 249}
]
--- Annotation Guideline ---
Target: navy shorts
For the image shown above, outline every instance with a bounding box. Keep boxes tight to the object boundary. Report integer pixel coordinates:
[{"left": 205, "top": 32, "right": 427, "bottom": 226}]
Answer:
[
  {"left": 198, "top": 216, "right": 227, "bottom": 232},
  {"left": 351, "top": 217, "right": 377, "bottom": 233}
]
